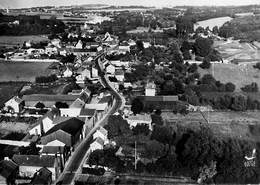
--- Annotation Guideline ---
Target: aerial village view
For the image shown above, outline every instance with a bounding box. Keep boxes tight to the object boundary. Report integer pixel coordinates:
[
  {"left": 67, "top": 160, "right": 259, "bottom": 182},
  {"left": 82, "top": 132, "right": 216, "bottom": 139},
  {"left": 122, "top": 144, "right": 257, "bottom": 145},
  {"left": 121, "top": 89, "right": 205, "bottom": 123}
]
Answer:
[{"left": 0, "top": 0, "right": 259, "bottom": 184}]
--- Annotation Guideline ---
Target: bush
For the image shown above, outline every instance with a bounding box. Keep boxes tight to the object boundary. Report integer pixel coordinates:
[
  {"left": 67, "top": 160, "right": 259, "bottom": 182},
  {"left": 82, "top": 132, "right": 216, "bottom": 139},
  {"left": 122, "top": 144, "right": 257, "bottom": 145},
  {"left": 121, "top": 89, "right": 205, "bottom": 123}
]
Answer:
[
  {"left": 35, "top": 74, "right": 57, "bottom": 83},
  {"left": 199, "top": 57, "right": 211, "bottom": 69},
  {"left": 241, "top": 82, "right": 258, "bottom": 92},
  {"left": 253, "top": 62, "right": 260, "bottom": 70}
]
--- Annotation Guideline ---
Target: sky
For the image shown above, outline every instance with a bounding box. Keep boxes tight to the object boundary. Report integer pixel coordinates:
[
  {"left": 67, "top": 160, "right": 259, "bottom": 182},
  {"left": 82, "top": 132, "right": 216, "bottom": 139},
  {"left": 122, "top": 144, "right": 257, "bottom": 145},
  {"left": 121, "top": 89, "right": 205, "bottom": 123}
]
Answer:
[{"left": 0, "top": 0, "right": 260, "bottom": 9}]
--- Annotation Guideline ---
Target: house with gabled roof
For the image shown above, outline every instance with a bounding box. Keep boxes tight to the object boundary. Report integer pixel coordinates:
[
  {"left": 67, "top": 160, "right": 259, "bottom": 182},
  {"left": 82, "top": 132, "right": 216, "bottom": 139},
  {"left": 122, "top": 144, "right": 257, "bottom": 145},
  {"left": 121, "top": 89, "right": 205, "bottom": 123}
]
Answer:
[
  {"left": 90, "top": 137, "right": 104, "bottom": 152},
  {"left": 0, "top": 159, "right": 18, "bottom": 185},
  {"left": 29, "top": 109, "right": 60, "bottom": 136},
  {"left": 12, "top": 155, "right": 59, "bottom": 181},
  {"left": 41, "top": 117, "right": 85, "bottom": 146},
  {"left": 30, "top": 167, "right": 52, "bottom": 185},
  {"left": 93, "top": 127, "right": 108, "bottom": 143},
  {"left": 4, "top": 96, "right": 24, "bottom": 113}
]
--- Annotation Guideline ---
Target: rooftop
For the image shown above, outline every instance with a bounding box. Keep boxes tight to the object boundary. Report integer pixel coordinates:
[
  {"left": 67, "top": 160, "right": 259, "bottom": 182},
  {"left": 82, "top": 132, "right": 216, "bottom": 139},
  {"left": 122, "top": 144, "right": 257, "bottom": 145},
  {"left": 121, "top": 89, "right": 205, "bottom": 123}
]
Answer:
[
  {"left": 23, "top": 94, "right": 79, "bottom": 102},
  {"left": 0, "top": 159, "right": 18, "bottom": 178},
  {"left": 12, "top": 155, "right": 56, "bottom": 167},
  {"left": 80, "top": 108, "right": 96, "bottom": 117},
  {"left": 138, "top": 95, "right": 179, "bottom": 102},
  {"left": 45, "top": 117, "right": 84, "bottom": 136},
  {"left": 30, "top": 167, "right": 52, "bottom": 185}
]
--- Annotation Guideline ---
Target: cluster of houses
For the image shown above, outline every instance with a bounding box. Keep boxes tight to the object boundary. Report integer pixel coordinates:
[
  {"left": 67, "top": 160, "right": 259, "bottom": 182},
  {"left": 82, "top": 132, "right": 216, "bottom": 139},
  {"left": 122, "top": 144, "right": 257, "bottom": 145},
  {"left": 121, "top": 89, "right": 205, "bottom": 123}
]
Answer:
[{"left": 1, "top": 83, "right": 114, "bottom": 184}]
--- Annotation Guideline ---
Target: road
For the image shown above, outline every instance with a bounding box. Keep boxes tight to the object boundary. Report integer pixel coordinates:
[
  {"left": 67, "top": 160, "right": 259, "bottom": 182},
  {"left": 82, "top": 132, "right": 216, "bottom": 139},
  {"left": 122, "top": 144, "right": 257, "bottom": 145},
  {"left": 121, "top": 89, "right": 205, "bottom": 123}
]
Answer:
[{"left": 56, "top": 53, "right": 123, "bottom": 185}]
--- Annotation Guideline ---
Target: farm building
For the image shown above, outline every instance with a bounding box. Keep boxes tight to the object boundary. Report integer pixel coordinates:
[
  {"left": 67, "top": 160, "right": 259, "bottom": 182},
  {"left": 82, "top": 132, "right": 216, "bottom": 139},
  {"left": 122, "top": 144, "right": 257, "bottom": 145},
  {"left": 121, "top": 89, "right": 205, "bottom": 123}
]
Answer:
[
  {"left": 41, "top": 117, "right": 85, "bottom": 147},
  {"left": 0, "top": 159, "right": 18, "bottom": 185},
  {"left": 137, "top": 96, "right": 180, "bottom": 110}
]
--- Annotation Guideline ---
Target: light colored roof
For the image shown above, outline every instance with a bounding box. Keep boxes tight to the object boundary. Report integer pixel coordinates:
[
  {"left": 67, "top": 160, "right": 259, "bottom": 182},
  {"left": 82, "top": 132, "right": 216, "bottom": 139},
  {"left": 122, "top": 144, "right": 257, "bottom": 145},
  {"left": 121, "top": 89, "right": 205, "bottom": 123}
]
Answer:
[
  {"left": 5, "top": 96, "right": 23, "bottom": 105},
  {"left": 97, "top": 126, "right": 108, "bottom": 136},
  {"left": 126, "top": 114, "right": 152, "bottom": 122},
  {"left": 85, "top": 103, "right": 108, "bottom": 111},
  {"left": 70, "top": 98, "right": 85, "bottom": 108},
  {"left": 94, "top": 137, "right": 104, "bottom": 146},
  {"left": 46, "top": 140, "right": 66, "bottom": 147}
]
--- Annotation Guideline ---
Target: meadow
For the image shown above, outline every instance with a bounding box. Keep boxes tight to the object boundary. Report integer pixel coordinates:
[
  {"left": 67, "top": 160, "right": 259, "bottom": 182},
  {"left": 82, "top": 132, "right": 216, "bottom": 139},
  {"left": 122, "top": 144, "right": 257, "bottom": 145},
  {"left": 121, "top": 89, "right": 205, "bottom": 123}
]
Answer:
[
  {"left": 0, "top": 61, "right": 53, "bottom": 82},
  {"left": 0, "top": 35, "right": 49, "bottom": 47}
]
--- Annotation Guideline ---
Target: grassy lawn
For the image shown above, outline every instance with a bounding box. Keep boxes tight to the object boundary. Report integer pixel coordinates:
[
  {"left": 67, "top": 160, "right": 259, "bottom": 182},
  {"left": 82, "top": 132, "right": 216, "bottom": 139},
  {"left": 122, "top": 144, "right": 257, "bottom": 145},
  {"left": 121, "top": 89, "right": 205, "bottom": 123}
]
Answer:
[
  {"left": 198, "top": 63, "right": 260, "bottom": 91},
  {"left": 163, "top": 111, "right": 260, "bottom": 141},
  {"left": 0, "top": 82, "right": 26, "bottom": 107},
  {"left": 0, "top": 61, "right": 54, "bottom": 82},
  {"left": 20, "top": 83, "right": 68, "bottom": 95},
  {"left": 0, "top": 35, "right": 49, "bottom": 47}
]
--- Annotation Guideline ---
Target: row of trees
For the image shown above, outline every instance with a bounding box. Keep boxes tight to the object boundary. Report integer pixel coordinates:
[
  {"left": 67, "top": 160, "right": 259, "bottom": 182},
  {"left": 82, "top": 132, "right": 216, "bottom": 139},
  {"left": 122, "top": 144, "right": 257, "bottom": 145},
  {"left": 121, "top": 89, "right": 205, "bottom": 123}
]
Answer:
[{"left": 35, "top": 74, "right": 58, "bottom": 84}]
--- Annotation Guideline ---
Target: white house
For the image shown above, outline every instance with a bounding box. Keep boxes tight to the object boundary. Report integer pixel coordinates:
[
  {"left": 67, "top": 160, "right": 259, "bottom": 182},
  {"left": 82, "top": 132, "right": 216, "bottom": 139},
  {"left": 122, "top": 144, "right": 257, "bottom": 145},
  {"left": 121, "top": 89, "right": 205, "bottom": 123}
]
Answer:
[
  {"left": 118, "top": 42, "right": 130, "bottom": 52},
  {"left": 145, "top": 81, "right": 156, "bottom": 96},
  {"left": 106, "top": 64, "right": 116, "bottom": 75},
  {"left": 91, "top": 66, "right": 99, "bottom": 78},
  {"left": 75, "top": 40, "right": 83, "bottom": 49},
  {"left": 51, "top": 39, "right": 61, "bottom": 48},
  {"left": 4, "top": 96, "right": 24, "bottom": 113},
  {"left": 93, "top": 127, "right": 108, "bottom": 143},
  {"left": 90, "top": 137, "right": 104, "bottom": 152},
  {"left": 63, "top": 68, "right": 73, "bottom": 78},
  {"left": 60, "top": 108, "right": 82, "bottom": 117},
  {"left": 115, "top": 69, "right": 125, "bottom": 82},
  {"left": 76, "top": 68, "right": 91, "bottom": 85},
  {"left": 29, "top": 110, "right": 59, "bottom": 136},
  {"left": 125, "top": 114, "right": 152, "bottom": 130},
  {"left": 45, "top": 45, "right": 58, "bottom": 55}
]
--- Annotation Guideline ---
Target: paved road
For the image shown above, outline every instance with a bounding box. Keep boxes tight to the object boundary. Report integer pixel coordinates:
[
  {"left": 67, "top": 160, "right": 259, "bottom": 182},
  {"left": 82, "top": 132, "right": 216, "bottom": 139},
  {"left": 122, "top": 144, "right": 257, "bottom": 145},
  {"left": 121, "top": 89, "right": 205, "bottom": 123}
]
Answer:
[{"left": 56, "top": 53, "right": 123, "bottom": 185}]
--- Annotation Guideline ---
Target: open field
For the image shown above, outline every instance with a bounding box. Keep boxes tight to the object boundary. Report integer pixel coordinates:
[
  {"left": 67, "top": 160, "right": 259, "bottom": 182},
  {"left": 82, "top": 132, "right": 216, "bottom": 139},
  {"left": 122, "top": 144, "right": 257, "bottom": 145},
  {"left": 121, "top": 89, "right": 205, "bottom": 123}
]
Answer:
[
  {"left": 0, "top": 82, "right": 25, "bottom": 107},
  {"left": 0, "top": 122, "right": 30, "bottom": 136},
  {"left": 163, "top": 111, "right": 260, "bottom": 141},
  {"left": 214, "top": 40, "right": 260, "bottom": 60},
  {"left": 198, "top": 63, "right": 260, "bottom": 91},
  {"left": 0, "top": 61, "right": 54, "bottom": 82},
  {"left": 0, "top": 35, "right": 49, "bottom": 47}
]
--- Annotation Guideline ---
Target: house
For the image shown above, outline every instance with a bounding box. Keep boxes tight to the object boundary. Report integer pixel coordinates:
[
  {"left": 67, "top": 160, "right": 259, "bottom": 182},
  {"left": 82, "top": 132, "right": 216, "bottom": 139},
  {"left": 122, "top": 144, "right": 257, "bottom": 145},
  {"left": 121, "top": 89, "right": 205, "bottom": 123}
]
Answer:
[
  {"left": 41, "top": 117, "right": 85, "bottom": 146},
  {"left": 118, "top": 42, "right": 130, "bottom": 52},
  {"left": 85, "top": 103, "right": 108, "bottom": 120},
  {"left": 12, "top": 155, "right": 59, "bottom": 181},
  {"left": 60, "top": 108, "right": 82, "bottom": 117},
  {"left": 30, "top": 167, "right": 52, "bottom": 185},
  {"left": 125, "top": 114, "right": 152, "bottom": 130},
  {"left": 4, "top": 96, "right": 24, "bottom": 113},
  {"left": 98, "top": 95, "right": 113, "bottom": 107},
  {"left": 145, "top": 81, "right": 156, "bottom": 96},
  {"left": 75, "top": 40, "right": 83, "bottom": 49},
  {"left": 105, "top": 64, "right": 115, "bottom": 75},
  {"left": 23, "top": 94, "right": 79, "bottom": 108},
  {"left": 41, "top": 144, "right": 66, "bottom": 168},
  {"left": 93, "top": 127, "right": 108, "bottom": 143},
  {"left": 115, "top": 69, "right": 125, "bottom": 82},
  {"left": 45, "top": 45, "right": 58, "bottom": 55},
  {"left": 91, "top": 66, "right": 99, "bottom": 78},
  {"left": 90, "top": 137, "right": 104, "bottom": 152},
  {"left": 0, "top": 159, "right": 18, "bottom": 185},
  {"left": 51, "top": 39, "right": 61, "bottom": 48},
  {"left": 76, "top": 68, "right": 91, "bottom": 85},
  {"left": 63, "top": 67, "right": 73, "bottom": 78},
  {"left": 103, "top": 32, "right": 113, "bottom": 42},
  {"left": 29, "top": 109, "right": 60, "bottom": 136}
]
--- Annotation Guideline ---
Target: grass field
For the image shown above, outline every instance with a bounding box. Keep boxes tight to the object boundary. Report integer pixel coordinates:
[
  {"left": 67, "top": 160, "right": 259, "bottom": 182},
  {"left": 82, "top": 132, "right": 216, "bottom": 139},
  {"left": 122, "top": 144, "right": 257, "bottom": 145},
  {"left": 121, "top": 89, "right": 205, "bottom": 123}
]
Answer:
[
  {"left": 198, "top": 63, "right": 260, "bottom": 91},
  {"left": 0, "top": 82, "right": 25, "bottom": 107},
  {"left": 0, "top": 61, "right": 54, "bottom": 82},
  {"left": 163, "top": 111, "right": 260, "bottom": 141},
  {"left": 0, "top": 35, "right": 49, "bottom": 47}
]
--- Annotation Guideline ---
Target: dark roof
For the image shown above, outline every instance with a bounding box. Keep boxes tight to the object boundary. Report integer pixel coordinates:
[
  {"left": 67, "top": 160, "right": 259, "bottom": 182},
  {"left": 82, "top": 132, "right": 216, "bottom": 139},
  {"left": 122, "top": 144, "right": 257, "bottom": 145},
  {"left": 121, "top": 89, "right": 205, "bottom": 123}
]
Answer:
[
  {"left": 42, "top": 145, "right": 64, "bottom": 154},
  {"left": 30, "top": 167, "right": 52, "bottom": 185},
  {"left": 45, "top": 117, "right": 84, "bottom": 136},
  {"left": 80, "top": 108, "right": 96, "bottom": 117},
  {"left": 12, "top": 155, "right": 56, "bottom": 167},
  {"left": 0, "top": 160, "right": 18, "bottom": 178},
  {"left": 23, "top": 94, "right": 79, "bottom": 102},
  {"left": 138, "top": 96, "right": 179, "bottom": 102},
  {"left": 98, "top": 95, "right": 112, "bottom": 104}
]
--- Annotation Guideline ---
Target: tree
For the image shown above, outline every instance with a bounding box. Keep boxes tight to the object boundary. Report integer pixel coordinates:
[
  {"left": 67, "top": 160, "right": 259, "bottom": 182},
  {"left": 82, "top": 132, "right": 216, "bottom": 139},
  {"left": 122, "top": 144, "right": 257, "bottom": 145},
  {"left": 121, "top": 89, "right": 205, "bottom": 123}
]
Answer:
[
  {"left": 225, "top": 82, "right": 236, "bottom": 92},
  {"left": 136, "top": 40, "right": 144, "bottom": 51},
  {"left": 143, "top": 140, "right": 165, "bottom": 159},
  {"left": 88, "top": 149, "right": 104, "bottom": 166},
  {"left": 19, "top": 142, "right": 40, "bottom": 155},
  {"left": 231, "top": 95, "right": 247, "bottom": 111},
  {"left": 253, "top": 62, "right": 260, "bottom": 70},
  {"left": 131, "top": 98, "right": 143, "bottom": 115},
  {"left": 212, "top": 26, "right": 219, "bottom": 35},
  {"left": 188, "top": 63, "right": 198, "bottom": 73},
  {"left": 200, "top": 74, "right": 216, "bottom": 85},
  {"left": 55, "top": 102, "right": 69, "bottom": 109},
  {"left": 198, "top": 161, "right": 217, "bottom": 184},
  {"left": 194, "top": 37, "right": 213, "bottom": 57},
  {"left": 241, "top": 82, "right": 258, "bottom": 92},
  {"left": 132, "top": 124, "right": 150, "bottom": 136},
  {"left": 199, "top": 57, "right": 211, "bottom": 69},
  {"left": 60, "top": 53, "right": 76, "bottom": 64},
  {"left": 35, "top": 102, "right": 45, "bottom": 109},
  {"left": 105, "top": 115, "right": 130, "bottom": 139}
]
